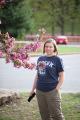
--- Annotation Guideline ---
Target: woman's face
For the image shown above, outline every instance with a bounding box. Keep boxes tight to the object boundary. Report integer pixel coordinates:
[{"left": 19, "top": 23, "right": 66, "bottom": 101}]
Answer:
[{"left": 44, "top": 42, "right": 55, "bottom": 56}]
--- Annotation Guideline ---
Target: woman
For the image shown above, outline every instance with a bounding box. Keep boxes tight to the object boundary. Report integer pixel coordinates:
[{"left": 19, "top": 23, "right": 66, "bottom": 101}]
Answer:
[{"left": 30, "top": 39, "right": 65, "bottom": 120}]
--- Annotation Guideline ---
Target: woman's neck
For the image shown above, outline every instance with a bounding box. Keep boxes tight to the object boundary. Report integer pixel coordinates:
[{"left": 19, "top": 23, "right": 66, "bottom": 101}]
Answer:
[{"left": 45, "top": 53, "right": 56, "bottom": 57}]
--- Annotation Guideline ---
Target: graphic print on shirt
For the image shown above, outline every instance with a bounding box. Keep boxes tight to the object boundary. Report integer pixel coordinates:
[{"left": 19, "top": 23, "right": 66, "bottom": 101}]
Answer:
[{"left": 37, "top": 60, "right": 54, "bottom": 76}]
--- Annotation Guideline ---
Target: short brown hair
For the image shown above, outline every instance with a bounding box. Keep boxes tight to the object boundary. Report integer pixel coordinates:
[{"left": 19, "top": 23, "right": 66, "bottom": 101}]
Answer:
[{"left": 43, "top": 39, "right": 58, "bottom": 55}]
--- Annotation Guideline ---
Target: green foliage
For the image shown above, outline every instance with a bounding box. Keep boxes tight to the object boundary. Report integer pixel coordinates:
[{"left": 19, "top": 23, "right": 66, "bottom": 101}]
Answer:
[
  {"left": 30, "top": 0, "right": 80, "bottom": 35},
  {"left": 0, "top": 0, "right": 33, "bottom": 38},
  {"left": 0, "top": 0, "right": 80, "bottom": 37}
]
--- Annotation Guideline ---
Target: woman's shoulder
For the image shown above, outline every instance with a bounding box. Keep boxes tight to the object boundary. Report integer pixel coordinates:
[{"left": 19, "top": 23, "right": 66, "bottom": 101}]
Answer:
[
  {"left": 54, "top": 55, "right": 63, "bottom": 62},
  {"left": 38, "top": 55, "right": 46, "bottom": 60},
  {"left": 54, "top": 55, "right": 62, "bottom": 59}
]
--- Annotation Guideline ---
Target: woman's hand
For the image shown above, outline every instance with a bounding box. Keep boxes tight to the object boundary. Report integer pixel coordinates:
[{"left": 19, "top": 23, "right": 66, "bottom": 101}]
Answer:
[
  {"left": 55, "top": 87, "right": 59, "bottom": 91},
  {"left": 30, "top": 90, "right": 35, "bottom": 96}
]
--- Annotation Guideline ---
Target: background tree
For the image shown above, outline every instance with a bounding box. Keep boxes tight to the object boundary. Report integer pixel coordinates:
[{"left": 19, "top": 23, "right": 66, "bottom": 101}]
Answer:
[
  {"left": 67, "top": 0, "right": 80, "bottom": 35},
  {"left": 29, "top": 0, "right": 55, "bottom": 34},
  {"left": 0, "top": 0, "right": 80, "bottom": 36},
  {"left": 30, "top": 0, "right": 80, "bottom": 35},
  {"left": 30, "top": 0, "right": 68, "bottom": 35},
  {"left": 0, "top": 0, "right": 33, "bottom": 38}
]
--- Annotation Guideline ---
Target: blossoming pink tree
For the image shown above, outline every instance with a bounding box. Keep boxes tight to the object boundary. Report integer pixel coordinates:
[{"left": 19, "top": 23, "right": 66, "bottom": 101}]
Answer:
[{"left": 0, "top": 32, "right": 40, "bottom": 69}]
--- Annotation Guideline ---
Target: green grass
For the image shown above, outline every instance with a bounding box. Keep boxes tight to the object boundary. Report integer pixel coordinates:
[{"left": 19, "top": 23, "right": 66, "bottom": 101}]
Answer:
[
  {"left": 0, "top": 93, "right": 80, "bottom": 120},
  {"left": 62, "top": 93, "right": 80, "bottom": 120},
  {"left": 58, "top": 45, "right": 80, "bottom": 54}
]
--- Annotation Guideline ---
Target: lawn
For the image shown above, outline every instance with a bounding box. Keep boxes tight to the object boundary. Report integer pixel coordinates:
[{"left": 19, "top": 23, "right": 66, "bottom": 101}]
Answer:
[
  {"left": 0, "top": 93, "right": 80, "bottom": 120},
  {"left": 58, "top": 45, "right": 80, "bottom": 54}
]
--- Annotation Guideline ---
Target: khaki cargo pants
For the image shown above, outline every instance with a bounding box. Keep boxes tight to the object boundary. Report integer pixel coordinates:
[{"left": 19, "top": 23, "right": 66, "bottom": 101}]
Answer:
[{"left": 36, "top": 89, "right": 65, "bottom": 120}]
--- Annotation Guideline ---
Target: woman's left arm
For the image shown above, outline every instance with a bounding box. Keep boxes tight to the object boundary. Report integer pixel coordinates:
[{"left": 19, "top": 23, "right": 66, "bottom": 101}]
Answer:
[{"left": 56, "top": 71, "right": 64, "bottom": 91}]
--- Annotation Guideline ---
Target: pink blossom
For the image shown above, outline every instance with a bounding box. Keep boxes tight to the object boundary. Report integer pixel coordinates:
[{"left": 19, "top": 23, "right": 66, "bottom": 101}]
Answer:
[
  {"left": 0, "top": 50, "right": 3, "bottom": 58},
  {"left": 13, "top": 59, "right": 23, "bottom": 68},
  {"left": 0, "top": 32, "right": 40, "bottom": 69}
]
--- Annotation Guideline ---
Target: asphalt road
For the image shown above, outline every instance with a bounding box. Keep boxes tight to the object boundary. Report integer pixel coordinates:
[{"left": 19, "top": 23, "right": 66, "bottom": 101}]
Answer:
[
  {"left": 0, "top": 54, "right": 80, "bottom": 93},
  {"left": 61, "top": 54, "right": 80, "bottom": 93}
]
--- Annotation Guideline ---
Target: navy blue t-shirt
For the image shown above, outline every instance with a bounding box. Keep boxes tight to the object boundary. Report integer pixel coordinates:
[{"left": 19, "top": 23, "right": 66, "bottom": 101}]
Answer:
[{"left": 36, "top": 55, "right": 64, "bottom": 92}]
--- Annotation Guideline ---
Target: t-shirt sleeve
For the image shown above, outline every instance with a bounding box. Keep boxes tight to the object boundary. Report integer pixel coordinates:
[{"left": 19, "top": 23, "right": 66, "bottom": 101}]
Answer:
[
  {"left": 36, "top": 56, "right": 42, "bottom": 70},
  {"left": 57, "top": 57, "right": 64, "bottom": 73}
]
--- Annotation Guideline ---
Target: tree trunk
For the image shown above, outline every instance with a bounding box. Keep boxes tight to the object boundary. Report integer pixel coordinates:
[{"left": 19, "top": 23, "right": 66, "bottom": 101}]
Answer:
[
  {"left": 71, "top": 19, "right": 75, "bottom": 35},
  {"left": 60, "top": 20, "right": 64, "bottom": 35},
  {"left": 51, "top": 21, "right": 54, "bottom": 35}
]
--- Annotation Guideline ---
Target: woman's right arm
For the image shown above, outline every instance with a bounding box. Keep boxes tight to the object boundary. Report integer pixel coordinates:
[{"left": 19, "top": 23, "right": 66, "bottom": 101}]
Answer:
[{"left": 30, "top": 73, "right": 38, "bottom": 95}]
